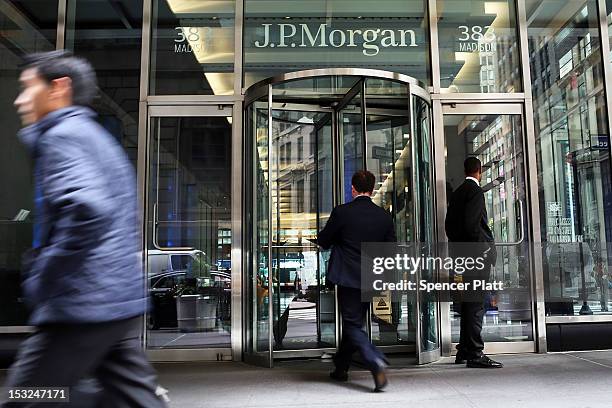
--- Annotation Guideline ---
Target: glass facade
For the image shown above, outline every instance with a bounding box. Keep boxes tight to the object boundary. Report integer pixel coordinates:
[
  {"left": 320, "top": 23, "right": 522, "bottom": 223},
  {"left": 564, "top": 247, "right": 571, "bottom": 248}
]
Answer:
[
  {"left": 0, "top": 0, "right": 58, "bottom": 326},
  {"left": 528, "top": 0, "right": 612, "bottom": 316},
  {"left": 3, "top": 0, "right": 612, "bottom": 359}
]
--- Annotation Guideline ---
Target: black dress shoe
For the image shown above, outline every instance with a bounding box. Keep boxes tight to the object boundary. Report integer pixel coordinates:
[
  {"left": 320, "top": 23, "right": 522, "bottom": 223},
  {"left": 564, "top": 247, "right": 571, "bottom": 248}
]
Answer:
[
  {"left": 372, "top": 370, "right": 388, "bottom": 392},
  {"left": 466, "top": 355, "right": 503, "bottom": 368},
  {"left": 454, "top": 355, "right": 466, "bottom": 364},
  {"left": 330, "top": 370, "right": 348, "bottom": 382}
]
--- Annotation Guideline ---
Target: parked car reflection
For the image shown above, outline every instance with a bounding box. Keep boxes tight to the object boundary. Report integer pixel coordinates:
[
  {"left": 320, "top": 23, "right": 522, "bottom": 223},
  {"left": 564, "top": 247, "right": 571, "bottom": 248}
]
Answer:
[{"left": 147, "top": 250, "right": 230, "bottom": 330}]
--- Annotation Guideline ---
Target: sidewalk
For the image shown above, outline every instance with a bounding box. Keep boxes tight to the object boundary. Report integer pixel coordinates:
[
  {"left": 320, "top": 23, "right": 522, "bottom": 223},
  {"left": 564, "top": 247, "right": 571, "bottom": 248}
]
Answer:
[
  {"left": 1, "top": 351, "right": 611, "bottom": 407},
  {"left": 155, "top": 351, "right": 612, "bottom": 408}
]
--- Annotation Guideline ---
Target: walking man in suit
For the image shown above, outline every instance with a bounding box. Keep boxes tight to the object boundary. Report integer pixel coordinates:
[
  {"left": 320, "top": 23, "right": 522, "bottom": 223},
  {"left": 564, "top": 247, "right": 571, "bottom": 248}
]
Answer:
[
  {"left": 317, "top": 170, "right": 395, "bottom": 391},
  {"left": 445, "top": 157, "right": 503, "bottom": 368}
]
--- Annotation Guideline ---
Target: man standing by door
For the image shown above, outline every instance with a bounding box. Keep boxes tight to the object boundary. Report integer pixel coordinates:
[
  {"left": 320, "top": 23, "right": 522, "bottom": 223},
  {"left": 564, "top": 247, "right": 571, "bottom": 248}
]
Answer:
[
  {"left": 445, "top": 157, "right": 503, "bottom": 369},
  {"left": 2, "top": 50, "right": 166, "bottom": 407},
  {"left": 317, "top": 170, "right": 395, "bottom": 392}
]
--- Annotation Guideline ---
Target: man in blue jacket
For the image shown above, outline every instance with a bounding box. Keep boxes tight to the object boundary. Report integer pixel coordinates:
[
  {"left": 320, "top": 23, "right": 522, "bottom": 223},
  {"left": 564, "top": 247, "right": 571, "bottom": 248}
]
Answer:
[{"left": 2, "top": 51, "right": 166, "bottom": 407}]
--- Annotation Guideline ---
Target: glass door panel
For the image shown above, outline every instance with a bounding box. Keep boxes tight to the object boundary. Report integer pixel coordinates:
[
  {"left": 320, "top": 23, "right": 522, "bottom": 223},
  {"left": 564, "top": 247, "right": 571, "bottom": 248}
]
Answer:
[
  {"left": 363, "top": 78, "right": 418, "bottom": 348},
  {"left": 146, "top": 110, "right": 233, "bottom": 353},
  {"left": 315, "top": 113, "right": 337, "bottom": 348},
  {"left": 443, "top": 105, "right": 534, "bottom": 347},
  {"left": 270, "top": 108, "right": 335, "bottom": 350},
  {"left": 339, "top": 86, "right": 364, "bottom": 204},
  {"left": 245, "top": 94, "right": 272, "bottom": 367},
  {"left": 413, "top": 95, "right": 439, "bottom": 362}
]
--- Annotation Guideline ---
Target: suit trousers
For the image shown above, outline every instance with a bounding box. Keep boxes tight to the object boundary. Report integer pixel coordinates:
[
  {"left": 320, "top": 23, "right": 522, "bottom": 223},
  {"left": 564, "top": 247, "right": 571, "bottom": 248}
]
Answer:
[
  {"left": 334, "top": 286, "right": 385, "bottom": 374},
  {"left": 2, "top": 317, "right": 166, "bottom": 408},
  {"left": 457, "top": 297, "right": 486, "bottom": 360}
]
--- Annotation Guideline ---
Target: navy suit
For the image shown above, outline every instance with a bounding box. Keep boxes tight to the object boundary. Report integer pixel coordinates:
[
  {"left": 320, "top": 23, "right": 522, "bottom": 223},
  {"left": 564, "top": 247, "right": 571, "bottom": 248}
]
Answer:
[{"left": 317, "top": 195, "right": 395, "bottom": 373}]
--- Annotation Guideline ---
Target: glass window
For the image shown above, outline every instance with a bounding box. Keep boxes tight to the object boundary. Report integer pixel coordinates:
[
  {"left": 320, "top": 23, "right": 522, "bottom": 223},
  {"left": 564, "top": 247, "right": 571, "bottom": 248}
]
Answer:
[
  {"left": 147, "top": 115, "right": 232, "bottom": 348},
  {"left": 65, "top": 0, "right": 143, "bottom": 167},
  {"left": 243, "top": 0, "right": 430, "bottom": 88},
  {"left": 0, "top": 0, "right": 58, "bottom": 326},
  {"left": 437, "top": 0, "right": 521, "bottom": 93},
  {"left": 150, "top": 0, "right": 235, "bottom": 95},
  {"left": 528, "top": 0, "right": 612, "bottom": 316}
]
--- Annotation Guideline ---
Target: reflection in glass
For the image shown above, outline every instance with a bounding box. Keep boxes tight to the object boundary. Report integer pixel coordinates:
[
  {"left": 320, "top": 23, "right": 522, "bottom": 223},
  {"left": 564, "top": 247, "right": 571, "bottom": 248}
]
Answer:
[
  {"left": 445, "top": 113, "right": 533, "bottom": 343},
  {"left": 151, "top": 0, "right": 235, "bottom": 95},
  {"left": 437, "top": 0, "right": 521, "bottom": 93},
  {"left": 245, "top": 96, "right": 271, "bottom": 354},
  {"left": 66, "top": 0, "right": 142, "bottom": 166},
  {"left": 269, "top": 108, "right": 336, "bottom": 350},
  {"left": 364, "top": 79, "right": 417, "bottom": 347},
  {"left": 413, "top": 96, "right": 439, "bottom": 351},
  {"left": 0, "top": 0, "right": 57, "bottom": 326},
  {"left": 245, "top": 75, "right": 435, "bottom": 355},
  {"left": 528, "top": 0, "right": 612, "bottom": 315},
  {"left": 147, "top": 116, "right": 232, "bottom": 349}
]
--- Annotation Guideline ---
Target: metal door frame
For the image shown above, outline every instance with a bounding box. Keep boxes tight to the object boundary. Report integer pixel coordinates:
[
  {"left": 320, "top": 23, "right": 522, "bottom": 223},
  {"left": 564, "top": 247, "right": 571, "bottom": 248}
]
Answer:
[
  {"left": 244, "top": 68, "right": 437, "bottom": 366},
  {"left": 144, "top": 104, "right": 237, "bottom": 362},
  {"left": 437, "top": 102, "right": 539, "bottom": 356}
]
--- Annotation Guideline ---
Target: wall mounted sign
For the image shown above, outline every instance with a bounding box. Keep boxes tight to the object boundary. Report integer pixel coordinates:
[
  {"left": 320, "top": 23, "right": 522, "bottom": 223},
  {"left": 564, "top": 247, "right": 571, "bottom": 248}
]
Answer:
[{"left": 253, "top": 23, "right": 418, "bottom": 56}]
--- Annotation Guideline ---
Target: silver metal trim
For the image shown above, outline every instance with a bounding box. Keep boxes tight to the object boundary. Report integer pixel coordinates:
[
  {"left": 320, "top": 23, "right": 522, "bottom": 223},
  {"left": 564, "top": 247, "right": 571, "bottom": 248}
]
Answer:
[
  {"left": 151, "top": 203, "right": 193, "bottom": 251},
  {"left": 234, "top": 0, "right": 244, "bottom": 96},
  {"left": 493, "top": 199, "right": 525, "bottom": 246},
  {"left": 442, "top": 103, "right": 523, "bottom": 115},
  {"left": 231, "top": 102, "right": 243, "bottom": 361},
  {"left": 451, "top": 341, "right": 535, "bottom": 355},
  {"left": 517, "top": 0, "right": 547, "bottom": 354},
  {"left": 266, "top": 83, "right": 274, "bottom": 368},
  {"left": 418, "top": 348, "right": 441, "bottom": 364},
  {"left": 427, "top": 0, "right": 440, "bottom": 93},
  {"left": 546, "top": 315, "right": 612, "bottom": 324},
  {"left": 0, "top": 326, "right": 35, "bottom": 334},
  {"left": 137, "top": 2, "right": 152, "bottom": 352},
  {"left": 147, "top": 95, "right": 241, "bottom": 105},
  {"left": 433, "top": 98, "right": 452, "bottom": 357},
  {"left": 139, "top": 0, "right": 151, "bottom": 103},
  {"left": 147, "top": 348, "right": 232, "bottom": 362},
  {"left": 436, "top": 93, "right": 527, "bottom": 100},
  {"left": 56, "top": 0, "right": 66, "bottom": 49},
  {"left": 139, "top": 100, "right": 149, "bottom": 348},
  {"left": 336, "top": 79, "right": 363, "bottom": 112},
  {"left": 245, "top": 68, "right": 431, "bottom": 103},
  {"left": 273, "top": 348, "right": 336, "bottom": 359},
  {"left": 147, "top": 105, "right": 232, "bottom": 117},
  {"left": 270, "top": 103, "right": 332, "bottom": 113}
]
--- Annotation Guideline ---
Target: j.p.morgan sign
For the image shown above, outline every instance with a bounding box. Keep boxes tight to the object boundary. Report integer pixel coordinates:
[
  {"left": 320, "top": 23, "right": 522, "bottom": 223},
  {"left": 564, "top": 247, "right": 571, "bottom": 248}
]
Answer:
[{"left": 254, "top": 23, "right": 418, "bottom": 56}]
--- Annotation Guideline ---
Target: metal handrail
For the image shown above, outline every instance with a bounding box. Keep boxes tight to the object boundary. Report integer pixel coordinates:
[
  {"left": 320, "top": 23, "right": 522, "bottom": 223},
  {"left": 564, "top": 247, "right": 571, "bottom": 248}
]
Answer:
[
  {"left": 494, "top": 199, "right": 525, "bottom": 247},
  {"left": 151, "top": 203, "right": 194, "bottom": 251}
]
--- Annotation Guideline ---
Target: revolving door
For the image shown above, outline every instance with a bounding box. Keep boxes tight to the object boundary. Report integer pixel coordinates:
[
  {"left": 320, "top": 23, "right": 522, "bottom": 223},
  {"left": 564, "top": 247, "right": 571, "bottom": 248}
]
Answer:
[{"left": 243, "top": 69, "right": 438, "bottom": 367}]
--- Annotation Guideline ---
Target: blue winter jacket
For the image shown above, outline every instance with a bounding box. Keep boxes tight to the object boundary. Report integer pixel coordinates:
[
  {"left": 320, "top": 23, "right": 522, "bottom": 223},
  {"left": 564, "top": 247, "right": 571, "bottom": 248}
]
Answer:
[{"left": 18, "top": 106, "right": 147, "bottom": 325}]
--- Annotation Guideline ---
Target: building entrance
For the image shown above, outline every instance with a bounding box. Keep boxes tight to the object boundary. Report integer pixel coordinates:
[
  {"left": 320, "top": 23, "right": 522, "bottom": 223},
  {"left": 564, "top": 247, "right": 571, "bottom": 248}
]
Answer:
[{"left": 243, "top": 69, "right": 439, "bottom": 367}]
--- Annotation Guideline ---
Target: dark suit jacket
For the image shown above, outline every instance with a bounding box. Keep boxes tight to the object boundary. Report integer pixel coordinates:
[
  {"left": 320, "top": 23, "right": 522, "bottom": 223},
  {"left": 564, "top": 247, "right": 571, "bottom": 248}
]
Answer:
[
  {"left": 445, "top": 179, "right": 496, "bottom": 270},
  {"left": 317, "top": 196, "right": 396, "bottom": 289}
]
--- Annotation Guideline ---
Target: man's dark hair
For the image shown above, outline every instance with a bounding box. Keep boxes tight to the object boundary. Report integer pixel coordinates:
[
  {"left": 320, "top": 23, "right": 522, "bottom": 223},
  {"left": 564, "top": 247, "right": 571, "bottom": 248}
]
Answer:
[
  {"left": 464, "top": 157, "right": 482, "bottom": 175},
  {"left": 352, "top": 170, "right": 376, "bottom": 194},
  {"left": 21, "top": 50, "right": 97, "bottom": 106}
]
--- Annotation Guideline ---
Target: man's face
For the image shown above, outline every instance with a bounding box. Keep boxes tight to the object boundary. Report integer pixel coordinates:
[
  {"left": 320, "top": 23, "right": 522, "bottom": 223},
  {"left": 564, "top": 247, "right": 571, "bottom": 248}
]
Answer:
[{"left": 14, "top": 68, "right": 53, "bottom": 126}]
